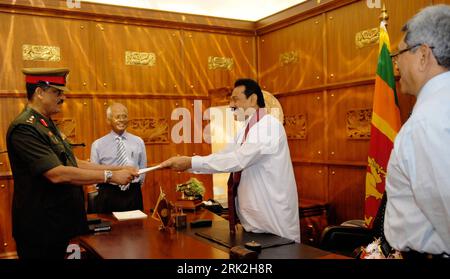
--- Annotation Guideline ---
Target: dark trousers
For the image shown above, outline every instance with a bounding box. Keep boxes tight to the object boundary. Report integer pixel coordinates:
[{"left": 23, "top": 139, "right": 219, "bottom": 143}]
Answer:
[
  {"left": 95, "top": 182, "right": 143, "bottom": 213},
  {"left": 15, "top": 236, "right": 68, "bottom": 259}
]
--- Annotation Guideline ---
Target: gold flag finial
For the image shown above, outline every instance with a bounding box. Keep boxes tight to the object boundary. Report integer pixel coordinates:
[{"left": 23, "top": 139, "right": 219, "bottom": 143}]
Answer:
[{"left": 379, "top": 3, "right": 389, "bottom": 24}]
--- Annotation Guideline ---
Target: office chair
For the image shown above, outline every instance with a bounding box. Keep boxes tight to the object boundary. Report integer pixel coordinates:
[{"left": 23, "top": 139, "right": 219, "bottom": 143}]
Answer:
[
  {"left": 319, "top": 194, "right": 387, "bottom": 258},
  {"left": 87, "top": 190, "right": 98, "bottom": 214}
]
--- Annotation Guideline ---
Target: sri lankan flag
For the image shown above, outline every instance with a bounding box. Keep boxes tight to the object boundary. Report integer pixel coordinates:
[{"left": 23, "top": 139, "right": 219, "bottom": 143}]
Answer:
[{"left": 364, "top": 21, "right": 401, "bottom": 228}]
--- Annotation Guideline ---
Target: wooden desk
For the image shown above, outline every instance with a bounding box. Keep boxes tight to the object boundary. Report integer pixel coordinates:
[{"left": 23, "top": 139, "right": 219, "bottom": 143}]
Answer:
[{"left": 78, "top": 209, "right": 349, "bottom": 259}]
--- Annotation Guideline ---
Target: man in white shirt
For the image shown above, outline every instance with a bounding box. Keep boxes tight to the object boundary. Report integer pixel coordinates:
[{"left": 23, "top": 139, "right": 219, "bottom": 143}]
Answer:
[
  {"left": 161, "top": 79, "right": 300, "bottom": 243},
  {"left": 384, "top": 5, "right": 450, "bottom": 258}
]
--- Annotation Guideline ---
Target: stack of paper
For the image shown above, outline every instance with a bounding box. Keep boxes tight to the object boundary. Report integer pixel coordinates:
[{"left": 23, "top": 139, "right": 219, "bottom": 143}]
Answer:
[{"left": 112, "top": 210, "right": 148, "bottom": 221}]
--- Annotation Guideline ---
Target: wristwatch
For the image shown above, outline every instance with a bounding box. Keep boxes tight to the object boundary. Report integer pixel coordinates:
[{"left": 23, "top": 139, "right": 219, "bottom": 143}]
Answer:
[{"left": 104, "top": 170, "right": 113, "bottom": 183}]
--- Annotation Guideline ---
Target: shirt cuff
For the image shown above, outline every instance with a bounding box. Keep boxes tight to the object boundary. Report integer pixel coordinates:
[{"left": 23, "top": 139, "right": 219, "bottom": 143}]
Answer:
[{"left": 191, "top": 155, "right": 203, "bottom": 170}]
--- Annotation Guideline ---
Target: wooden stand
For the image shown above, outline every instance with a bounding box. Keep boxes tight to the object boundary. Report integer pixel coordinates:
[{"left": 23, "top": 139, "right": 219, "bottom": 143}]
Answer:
[{"left": 175, "top": 199, "right": 203, "bottom": 211}]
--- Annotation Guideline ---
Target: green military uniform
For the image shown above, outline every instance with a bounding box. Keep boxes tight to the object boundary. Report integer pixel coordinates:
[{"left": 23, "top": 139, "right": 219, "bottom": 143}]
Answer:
[{"left": 6, "top": 68, "right": 87, "bottom": 258}]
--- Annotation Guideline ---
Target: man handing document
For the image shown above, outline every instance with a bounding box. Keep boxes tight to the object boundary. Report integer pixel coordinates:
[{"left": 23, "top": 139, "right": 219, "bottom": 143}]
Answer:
[{"left": 160, "top": 79, "right": 300, "bottom": 243}]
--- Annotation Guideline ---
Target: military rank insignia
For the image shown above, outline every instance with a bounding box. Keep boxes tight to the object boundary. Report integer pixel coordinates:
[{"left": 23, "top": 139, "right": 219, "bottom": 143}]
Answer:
[
  {"left": 40, "top": 118, "right": 48, "bottom": 127},
  {"left": 26, "top": 115, "right": 35, "bottom": 124}
]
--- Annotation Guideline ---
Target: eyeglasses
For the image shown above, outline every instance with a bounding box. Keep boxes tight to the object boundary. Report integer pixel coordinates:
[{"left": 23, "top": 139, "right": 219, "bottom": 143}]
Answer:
[
  {"left": 390, "top": 44, "right": 420, "bottom": 60},
  {"left": 390, "top": 44, "right": 435, "bottom": 61}
]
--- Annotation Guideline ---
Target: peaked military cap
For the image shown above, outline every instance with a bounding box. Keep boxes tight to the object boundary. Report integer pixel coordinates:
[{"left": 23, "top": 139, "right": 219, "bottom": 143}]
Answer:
[{"left": 22, "top": 68, "right": 70, "bottom": 91}]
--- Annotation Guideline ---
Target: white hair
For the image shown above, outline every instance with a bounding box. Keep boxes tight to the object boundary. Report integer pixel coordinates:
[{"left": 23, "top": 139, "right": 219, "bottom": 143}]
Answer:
[
  {"left": 403, "top": 5, "right": 450, "bottom": 69},
  {"left": 106, "top": 103, "right": 128, "bottom": 119}
]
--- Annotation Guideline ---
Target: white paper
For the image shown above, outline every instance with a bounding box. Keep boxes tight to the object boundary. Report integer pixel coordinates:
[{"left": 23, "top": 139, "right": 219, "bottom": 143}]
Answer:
[
  {"left": 138, "top": 165, "right": 162, "bottom": 175},
  {"left": 112, "top": 210, "right": 148, "bottom": 221}
]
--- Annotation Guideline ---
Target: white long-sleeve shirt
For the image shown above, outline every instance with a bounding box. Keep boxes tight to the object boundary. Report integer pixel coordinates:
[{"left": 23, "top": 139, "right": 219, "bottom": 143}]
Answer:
[
  {"left": 384, "top": 71, "right": 450, "bottom": 254},
  {"left": 191, "top": 113, "right": 300, "bottom": 243}
]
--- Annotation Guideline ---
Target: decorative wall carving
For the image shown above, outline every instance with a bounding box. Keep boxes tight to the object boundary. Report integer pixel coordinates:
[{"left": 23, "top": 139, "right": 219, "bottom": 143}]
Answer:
[
  {"left": 53, "top": 119, "right": 76, "bottom": 143},
  {"left": 208, "top": 56, "right": 234, "bottom": 70},
  {"left": 279, "top": 51, "right": 298, "bottom": 65},
  {"left": 284, "top": 114, "right": 307, "bottom": 139},
  {"left": 127, "top": 118, "right": 169, "bottom": 144},
  {"left": 125, "top": 51, "right": 156, "bottom": 66},
  {"left": 346, "top": 109, "right": 372, "bottom": 139},
  {"left": 355, "top": 28, "right": 379, "bottom": 48},
  {"left": 22, "top": 44, "right": 61, "bottom": 61}
]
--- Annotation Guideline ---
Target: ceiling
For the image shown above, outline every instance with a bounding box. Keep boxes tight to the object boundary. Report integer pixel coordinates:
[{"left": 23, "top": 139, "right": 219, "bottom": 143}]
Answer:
[{"left": 83, "top": 0, "right": 308, "bottom": 21}]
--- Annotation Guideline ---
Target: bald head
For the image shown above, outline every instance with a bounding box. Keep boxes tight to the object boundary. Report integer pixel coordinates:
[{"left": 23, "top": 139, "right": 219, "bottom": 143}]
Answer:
[{"left": 106, "top": 103, "right": 129, "bottom": 135}]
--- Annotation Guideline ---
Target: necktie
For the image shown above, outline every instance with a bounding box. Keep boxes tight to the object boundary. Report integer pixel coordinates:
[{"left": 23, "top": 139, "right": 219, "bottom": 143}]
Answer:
[
  {"left": 116, "top": 136, "right": 128, "bottom": 166},
  {"left": 116, "top": 136, "right": 129, "bottom": 191},
  {"left": 227, "top": 109, "right": 265, "bottom": 234}
]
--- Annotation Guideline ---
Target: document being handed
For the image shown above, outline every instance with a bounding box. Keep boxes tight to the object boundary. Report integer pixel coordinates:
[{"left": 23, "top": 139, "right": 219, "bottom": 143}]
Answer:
[{"left": 138, "top": 165, "right": 162, "bottom": 175}]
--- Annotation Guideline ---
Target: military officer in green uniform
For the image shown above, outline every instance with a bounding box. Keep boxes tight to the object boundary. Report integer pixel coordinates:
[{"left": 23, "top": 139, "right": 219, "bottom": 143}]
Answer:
[{"left": 6, "top": 68, "right": 139, "bottom": 259}]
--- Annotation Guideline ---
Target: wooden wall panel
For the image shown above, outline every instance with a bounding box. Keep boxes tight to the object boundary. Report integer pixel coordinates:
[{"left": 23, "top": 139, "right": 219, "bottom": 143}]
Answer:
[
  {"left": 182, "top": 31, "right": 256, "bottom": 96},
  {"left": 326, "top": 0, "right": 432, "bottom": 84},
  {"left": 327, "top": 85, "right": 373, "bottom": 163},
  {"left": 294, "top": 164, "right": 328, "bottom": 202},
  {"left": 328, "top": 166, "right": 366, "bottom": 224},
  {"left": 0, "top": 98, "right": 27, "bottom": 172},
  {"left": 0, "top": 13, "right": 94, "bottom": 93},
  {"left": 93, "top": 23, "right": 183, "bottom": 95},
  {"left": 54, "top": 97, "right": 95, "bottom": 160},
  {"left": 0, "top": 177, "right": 15, "bottom": 254},
  {"left": 384, "top": 0, "right": 433, "bottom": 49},
  {"left": 432, "top": 0, "right": 450, "bottom": 3},
  {"left": 259, "top": 15, "right": 324, "bottom": 93},
  {"left": 279, "top": 92, "right": 325, "bottom": 160},
  {"left": 326, "top": 1, "right": 381, "bottom": 83}
]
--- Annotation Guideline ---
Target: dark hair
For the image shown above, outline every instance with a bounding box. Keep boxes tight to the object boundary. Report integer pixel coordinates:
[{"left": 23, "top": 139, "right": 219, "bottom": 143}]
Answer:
[
  {"left": 25, "top": 83, "right": 49, "bottom": 100},
  {"left": 234, "top": 78, "right": 265, "bottom": 108}
]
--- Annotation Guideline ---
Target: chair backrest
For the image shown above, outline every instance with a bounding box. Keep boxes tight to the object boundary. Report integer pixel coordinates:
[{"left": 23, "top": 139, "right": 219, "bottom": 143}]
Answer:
[
  {"left": 318, "top": 193, "right": 388, "bottom": 257},
  {"left": 87, "top": 190, "right": 98, "bottom": 214}
]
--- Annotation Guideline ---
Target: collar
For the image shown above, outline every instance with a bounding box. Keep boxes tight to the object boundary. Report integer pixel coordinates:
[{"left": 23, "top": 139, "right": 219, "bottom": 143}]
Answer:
[
  {"left": 243, "top": 108, "right": 267, "bottom": 127},
  {"left": 110, "top": 130, "right": 128, "bottom": 140},
  {"left": 26, "top": 106, "right": 53, "bottom": 127},
  {"left": 26, "top": 106, "right": 50, "bottom": 121},
  {"left": 414, "top": 71, "right": 450, "bottom": 113}
]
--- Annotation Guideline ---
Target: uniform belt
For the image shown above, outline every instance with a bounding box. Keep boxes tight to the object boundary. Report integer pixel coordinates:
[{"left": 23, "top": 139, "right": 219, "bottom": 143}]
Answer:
[{"left": 401, "top": 250, "right": 450, "bottom": 259}]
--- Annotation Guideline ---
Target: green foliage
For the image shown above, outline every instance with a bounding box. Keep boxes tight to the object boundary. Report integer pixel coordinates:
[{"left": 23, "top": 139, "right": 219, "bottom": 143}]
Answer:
[{"left": 176, "top": 178, "right": 205, "bottom": 197}]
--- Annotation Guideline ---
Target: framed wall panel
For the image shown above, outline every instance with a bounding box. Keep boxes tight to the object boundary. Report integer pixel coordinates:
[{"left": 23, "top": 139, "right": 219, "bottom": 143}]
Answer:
[
  {"left": 294, "top": 164, "right": 328, "bottom": 202},
  {"left": 0, "top": 97, "right": 27, "bottom": 172},
  {"left": 259, "top": 15, "right": 324, "bottom": 94},
  {"left": 182, "top": 31, "right": 256, "bottom": 96},
  {"left": 93, "top": 23, "right": 183, "bottom": 95},
  {"left": 328, "top": 166, "right": 366, "bottom": 224},
  {"left": 326, "top": 85, "right": 373, "bottom": 162},
  {"left": 0, "top": 13, "right": 94, "bottom": 93},
  {"left": 326, "top": 1, "right": 380, "bottom": 83},
  {"left": 279, "top": 92, "right": 325, "bottom": 161},
  {"left": 0, "top": 177, "right": 15, "bottom": 255}
]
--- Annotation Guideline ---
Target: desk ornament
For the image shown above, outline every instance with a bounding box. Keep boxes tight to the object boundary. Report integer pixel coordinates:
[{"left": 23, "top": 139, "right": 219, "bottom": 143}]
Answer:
[{"left": 152, "top": 186, "right": 174, "bottom": 230}]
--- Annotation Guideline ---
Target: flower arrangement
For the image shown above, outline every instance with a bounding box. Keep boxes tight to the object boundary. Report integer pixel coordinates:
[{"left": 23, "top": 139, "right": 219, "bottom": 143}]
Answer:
[
  {"left": 360, "top": 238, "right": 402, "bottom": 259},
  {"left": 176, "top": 178, "right": 205, "bottom": 200}
]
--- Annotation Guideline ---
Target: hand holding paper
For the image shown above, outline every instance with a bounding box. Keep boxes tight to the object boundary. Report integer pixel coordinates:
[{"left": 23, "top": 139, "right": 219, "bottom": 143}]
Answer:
[
  {"left": 138, "top": 165, "right": 162, "bottom": 175},
  {"left": 159, "top": 156, "right": 192, "bottom": 171}
]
